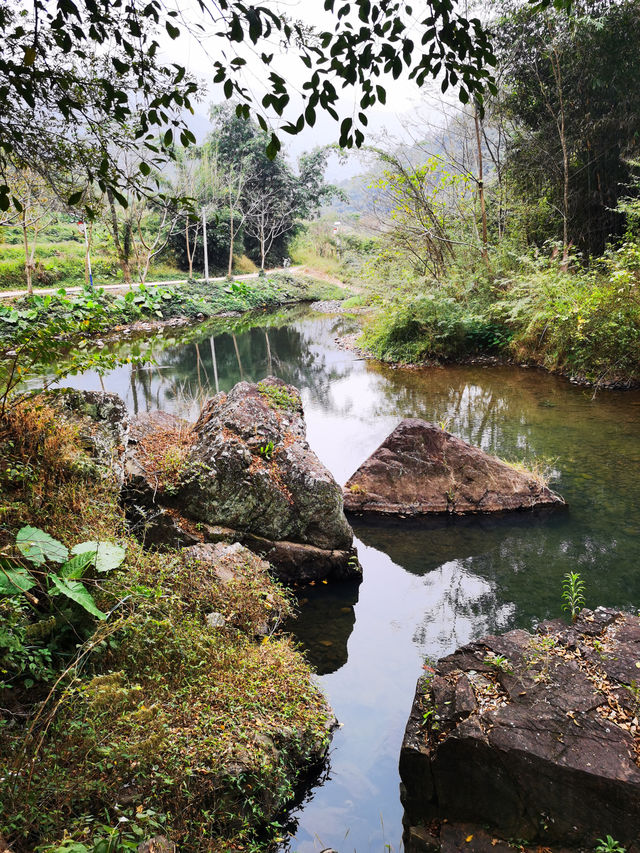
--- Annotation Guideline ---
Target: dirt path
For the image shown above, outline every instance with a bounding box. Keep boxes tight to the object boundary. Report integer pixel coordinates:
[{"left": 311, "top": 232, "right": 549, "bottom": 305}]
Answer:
[
  {"left": 0, "top": 267, "right": 303, "bottom": 300},
  {"left": 296, "top": 265, "right": 364, "bottom": 294}
]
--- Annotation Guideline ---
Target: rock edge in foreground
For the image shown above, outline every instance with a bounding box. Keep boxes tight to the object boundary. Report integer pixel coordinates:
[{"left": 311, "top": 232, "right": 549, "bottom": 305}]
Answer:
[{"left": 400, "top": 608, "right": 640, "bottom": 851}]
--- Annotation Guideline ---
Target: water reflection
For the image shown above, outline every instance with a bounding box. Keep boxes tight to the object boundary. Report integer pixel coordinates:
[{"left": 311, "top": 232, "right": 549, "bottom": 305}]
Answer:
[
  {"left": 32, "top": 305, "right": 640, "bottom": 853},
  {"left": 285, "top": 580, "right": 360, "bottom": 676}
]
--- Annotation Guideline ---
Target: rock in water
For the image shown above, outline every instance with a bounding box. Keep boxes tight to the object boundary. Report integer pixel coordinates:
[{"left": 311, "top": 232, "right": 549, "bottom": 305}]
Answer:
[
  {"left": 343, "top": 418, "right": 564, "bottom": 516},
  {"left": 123, "top": 378, "right": 358, "bottom": 582},
  {"left": 400, "top": 608, "right": 640, "bottom": 850},
  {"left": 180, "top": 377, "right": 352, "bottom": 549}
]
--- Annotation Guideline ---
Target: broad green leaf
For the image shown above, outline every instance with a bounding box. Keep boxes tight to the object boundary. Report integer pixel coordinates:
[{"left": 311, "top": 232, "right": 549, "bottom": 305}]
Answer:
[
  {"left": 49, "top": 575, "right": 106, "bottom": 620},
  {"left": 59, "top": 551, "right": 95, "bottom": 579},
  {"left": 0, "top": 559, "right": 36, "bottom": 596},
  {"left": 16, "top": 526, "right": 68, "bottom": 566},
  {"left": 71, "top": 541, "right": 126, "bottom": 573}
]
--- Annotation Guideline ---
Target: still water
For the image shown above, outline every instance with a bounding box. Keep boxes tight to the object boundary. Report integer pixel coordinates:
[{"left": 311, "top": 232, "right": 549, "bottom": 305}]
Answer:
[{"left": 53, "top": 306, "right": 640, "bottom": 852}]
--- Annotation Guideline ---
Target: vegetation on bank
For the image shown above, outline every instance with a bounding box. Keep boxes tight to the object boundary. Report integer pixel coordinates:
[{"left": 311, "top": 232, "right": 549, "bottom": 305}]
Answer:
[
  {"left": 287, "top": 1, "right": 640, "bottom": 388},
  {"left": 352, "top": 239, "right": 640, "bottom": 385},
  {"left": 0, "top": 396, "right": 332, "bottom": 852},
  {"left": 0, "top": 273, "right": 346, "bottom": 850},
  {"left": 0, "top": 272, "right": 348, "bottom": 411}
]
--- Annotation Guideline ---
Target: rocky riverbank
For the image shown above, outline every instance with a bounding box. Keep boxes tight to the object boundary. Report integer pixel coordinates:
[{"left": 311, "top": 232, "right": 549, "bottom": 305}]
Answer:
[
  {"left": 0, "top": 385, "right": 340, "bottom": 852},
  {"left": 400, "top": 607, "right": 640, "bottom": 851}
]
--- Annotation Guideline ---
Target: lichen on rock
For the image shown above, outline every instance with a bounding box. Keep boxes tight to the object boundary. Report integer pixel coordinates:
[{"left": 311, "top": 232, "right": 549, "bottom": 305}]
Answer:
[{"left": 122, "top": 377, "right": 359, "bottom": 582}]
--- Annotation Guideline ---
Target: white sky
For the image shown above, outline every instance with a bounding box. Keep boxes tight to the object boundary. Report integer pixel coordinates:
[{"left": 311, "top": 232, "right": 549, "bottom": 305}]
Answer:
[{"left": 164, "top": 0, "right": 449, "bottom": 179}]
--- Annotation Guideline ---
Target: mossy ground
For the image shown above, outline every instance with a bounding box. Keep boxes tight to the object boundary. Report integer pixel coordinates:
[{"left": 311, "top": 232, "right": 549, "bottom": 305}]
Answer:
[{"left": 0, "top": 400, "right": 331, "bottom": 852}]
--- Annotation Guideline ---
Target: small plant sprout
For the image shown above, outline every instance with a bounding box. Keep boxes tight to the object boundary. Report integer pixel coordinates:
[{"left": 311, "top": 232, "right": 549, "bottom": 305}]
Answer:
[
  {"left": 258, "top": 440, "right": 275, "bottom": 460},
  {"left": 483, "top": 652, "right": 513, "bottom": 674},
  {"left": 562, "top": 571, "right": 586, "bottom": 622},
  {"left": 525, "top": 635, "right": 558, "bottom": 683},
  {"left": 595, "top": 835, "right": 626, "bottom": 853}
]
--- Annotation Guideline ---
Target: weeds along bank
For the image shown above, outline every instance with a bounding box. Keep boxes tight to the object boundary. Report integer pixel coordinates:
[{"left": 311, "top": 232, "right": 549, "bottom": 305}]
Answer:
[
  {"left": 0, "top": 398, "right": 333, "bottom": 852},
  {"left": 341, "top": 240, "right": 640, "bottom": 389},
  {"left": 0, "top": 273, "right": 347, "bottom": 410}
]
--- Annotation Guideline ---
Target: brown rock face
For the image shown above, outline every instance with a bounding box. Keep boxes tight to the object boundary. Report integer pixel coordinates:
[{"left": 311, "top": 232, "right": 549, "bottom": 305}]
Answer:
[
  {"left": 400, "top": 609, "right": 640, "bottom": 850},
  {"left": 344, "top": 418, "right": 564, "bottom": 516}
]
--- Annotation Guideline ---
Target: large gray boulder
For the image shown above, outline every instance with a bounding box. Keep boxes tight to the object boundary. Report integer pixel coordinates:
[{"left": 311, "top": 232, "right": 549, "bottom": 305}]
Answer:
[
  {"left": 400, "top": 608, "right": 640, "bottom": 851},
  {"left": 344, "top": 418, "right": 564, "bottom": 516},
  {"left": 123, "top": 378, "right": 358, "bottom": 582},
  {"left": 179, "top": 378, "right": 353, "bottom": 550},
  {"left": 44, "top": 388, "right": 129, "bottom": 485}
]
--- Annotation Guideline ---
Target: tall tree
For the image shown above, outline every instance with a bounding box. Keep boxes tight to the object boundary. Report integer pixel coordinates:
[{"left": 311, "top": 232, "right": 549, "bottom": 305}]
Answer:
[
  {"left": 208, "top": 106, "right": 339, "bottom": 271},
  {"left": 494, "top": 0, "right": 640, "bottom": 256}
]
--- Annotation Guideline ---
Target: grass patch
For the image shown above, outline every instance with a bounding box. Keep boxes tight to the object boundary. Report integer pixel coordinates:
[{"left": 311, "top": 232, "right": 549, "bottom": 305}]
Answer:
[
  {"left": 257, "top": 380, "right": 301, "bottom": 412},
  {"left": 0, "top": 398, "right": 332, "bottom": 852}
]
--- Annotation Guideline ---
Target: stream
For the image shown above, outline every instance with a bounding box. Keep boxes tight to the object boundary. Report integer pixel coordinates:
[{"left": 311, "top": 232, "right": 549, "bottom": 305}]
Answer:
[{"left": 48, "top": 305, "right": 640, "bottom": 852}]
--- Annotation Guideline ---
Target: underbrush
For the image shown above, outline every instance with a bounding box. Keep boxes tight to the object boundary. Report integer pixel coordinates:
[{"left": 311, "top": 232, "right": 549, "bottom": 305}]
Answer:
[
  {"left": 158, "top": 272, "right": 348, "bottom": 320},
  {"left": 356, "top": 241, "right": 640, "bottom": 383},
  {"left": 0, "top": 400, "right": 331, "bottom": 852}
]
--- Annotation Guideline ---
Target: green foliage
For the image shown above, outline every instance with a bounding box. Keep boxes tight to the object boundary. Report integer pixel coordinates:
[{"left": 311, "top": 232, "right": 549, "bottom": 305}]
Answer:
[
  {"left": 257, "top": 381, "right": 299, "bottom": 412},
  {"left": 37, "top": 808, "right": 168, "bottom": 853},
  {"left": 493, "top": 1, "right": 640, "bottom": 255},
  {"left": 362, "top": 290, "right": 511, "bottom": 363},
  {"left": 483, "top": 652, "right": 513, "bottom": 674},
  {"left": 355, "top": 233, "right": 639, "bottom": 383},
  {"left": 491, "top": 244, "right": 640, "bottom": 382},
  {"left": 595, "top": 836, "right": 626, "bottom": 853},
  {"left": 0, "top": 401, "right": 332, "bottom": 852},
  {"left": 258, "top": 441, "right": 275, "bottom": 461},
  {"left": 1, "top": 548, "right": 330, "bottom": 850},
  {"left": 561, "top": 572, "right": 585, "bottom": 623},
  {"left": 0, "top": 526, "right": 126, "bottom": 687}
]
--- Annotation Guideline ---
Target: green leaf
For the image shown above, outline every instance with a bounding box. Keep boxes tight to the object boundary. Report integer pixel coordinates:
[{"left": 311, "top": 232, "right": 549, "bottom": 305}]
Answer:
[
  {"left": 266, "top": 133, "right": 281, "bottom": 160},
  {"left": 0, "top": 559, "right": 36, "bottom": 596},
  {"left": 71, "top": 541, "right": 126, "bottom": 573},
  {"left": 16, "top": 526, "right": 68, "bottom": 566},
  {"left": 49, "top": 576, "right": 106, "bottom": 620},
  {"left": 59, "top": 551, "right": 95, "bottom": 580}
]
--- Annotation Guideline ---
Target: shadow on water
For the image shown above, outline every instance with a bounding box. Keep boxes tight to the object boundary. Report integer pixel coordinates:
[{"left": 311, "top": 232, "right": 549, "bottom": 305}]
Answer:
[
  {"left": 285, "top": 579, "right": 361, "bottom": 676},
  {"left": 33, "top": 305, "right": 640, "bottom": 852}
]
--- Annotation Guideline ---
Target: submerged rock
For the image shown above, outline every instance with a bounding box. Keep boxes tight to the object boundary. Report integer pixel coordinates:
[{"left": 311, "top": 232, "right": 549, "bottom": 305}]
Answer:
[
  {"left": 400, "top": 608, "right": 640, "bottom": 850},
  {"left": 344, "top": 418, "right": 564, "bottom": 516},
  {"left": 123, "top": 378, "right": 358, "bottom": 582}
]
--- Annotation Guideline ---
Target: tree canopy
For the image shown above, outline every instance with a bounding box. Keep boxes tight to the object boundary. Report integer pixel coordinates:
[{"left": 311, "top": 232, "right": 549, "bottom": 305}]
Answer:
[
  {"left": 0, "top": 0, "right": 503, "bottom": 213},
  {"left": 494, "top": 0, "right": 640, "bottom": 255}
]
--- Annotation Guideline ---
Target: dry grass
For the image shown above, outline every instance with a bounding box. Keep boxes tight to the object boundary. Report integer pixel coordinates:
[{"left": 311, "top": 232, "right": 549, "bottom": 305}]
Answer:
[
  {"left": 137, "top": 425, "right": 196, "bottom": 492},
  {"left": 0, "top": 400, "right": 122, "bottom": 549},
  {"left": 502, "top": 455, "right": 557, "bottom": 489}
]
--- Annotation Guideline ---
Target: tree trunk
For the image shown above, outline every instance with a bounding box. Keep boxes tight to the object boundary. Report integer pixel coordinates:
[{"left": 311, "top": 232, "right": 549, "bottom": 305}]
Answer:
[
  {"left": 21, "top": 215, "right": 33, "bottom": 295},
  {"left": 185, "top": 216, "right": 194, "bottom": 278},
  {"left": 227, "top": 205, "right": 234, "bottom": 279},
  {"left": 474, "top": 105, "right": 489, "bottom": 266},
  {"left": 106, "top": 188, "right": 132, "bottom": 284}
]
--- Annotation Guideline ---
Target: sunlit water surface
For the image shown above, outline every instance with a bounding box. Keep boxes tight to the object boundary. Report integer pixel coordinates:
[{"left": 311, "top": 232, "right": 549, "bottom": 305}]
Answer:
[{"left": 46, "top": 307, "right": 640, "bottom": 852}]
